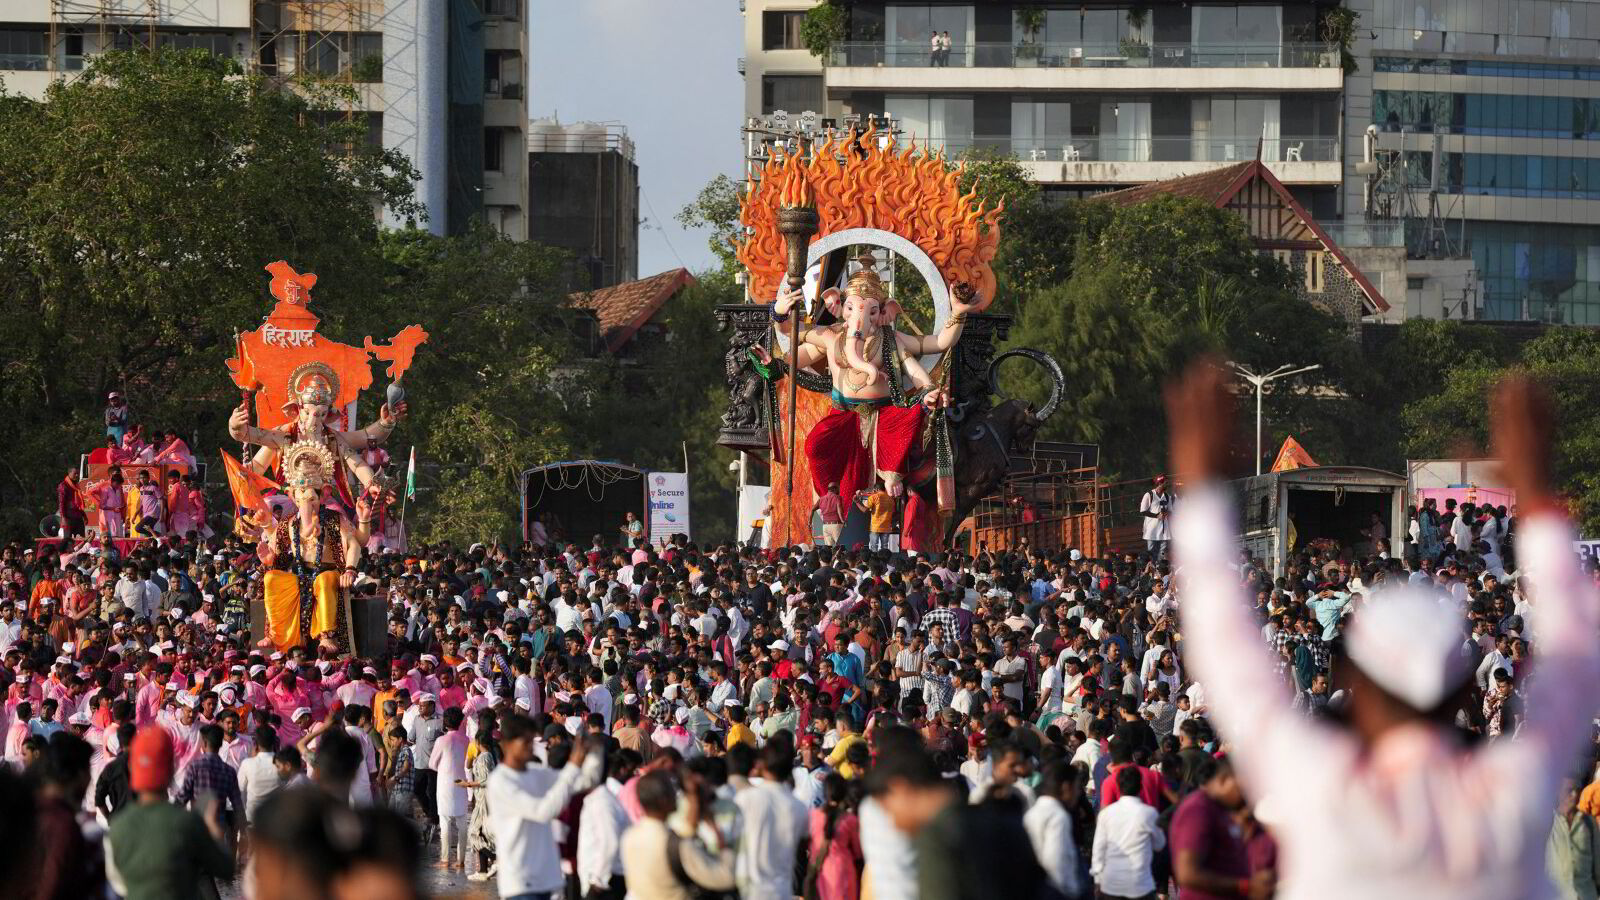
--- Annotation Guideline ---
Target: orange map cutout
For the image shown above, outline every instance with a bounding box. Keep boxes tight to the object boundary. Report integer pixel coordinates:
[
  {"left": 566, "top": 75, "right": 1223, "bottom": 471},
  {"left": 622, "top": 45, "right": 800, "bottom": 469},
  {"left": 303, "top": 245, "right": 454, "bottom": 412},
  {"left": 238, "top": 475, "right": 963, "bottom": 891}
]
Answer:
[{"left": 226, "top": 261, "right": 428, "bottom": 433}]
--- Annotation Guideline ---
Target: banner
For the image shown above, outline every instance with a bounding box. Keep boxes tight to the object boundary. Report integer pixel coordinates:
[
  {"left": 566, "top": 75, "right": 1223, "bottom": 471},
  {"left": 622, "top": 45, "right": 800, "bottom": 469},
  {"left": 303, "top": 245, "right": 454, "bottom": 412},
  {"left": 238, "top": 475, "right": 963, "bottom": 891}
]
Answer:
[
  {"left": 647, "top": 471, "right": 691, "bottom": 542},
  {"left": 1577, "top": 540, "right": 1600, "bottom": 561}
]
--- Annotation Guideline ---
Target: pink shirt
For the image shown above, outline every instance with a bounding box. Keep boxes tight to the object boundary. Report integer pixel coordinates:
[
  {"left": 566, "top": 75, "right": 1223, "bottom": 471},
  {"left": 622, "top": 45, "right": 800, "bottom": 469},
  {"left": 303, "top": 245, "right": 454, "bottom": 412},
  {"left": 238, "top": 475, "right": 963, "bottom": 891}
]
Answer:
[{"left": 135, "top": 680, "right": 162, "bottom": 726}]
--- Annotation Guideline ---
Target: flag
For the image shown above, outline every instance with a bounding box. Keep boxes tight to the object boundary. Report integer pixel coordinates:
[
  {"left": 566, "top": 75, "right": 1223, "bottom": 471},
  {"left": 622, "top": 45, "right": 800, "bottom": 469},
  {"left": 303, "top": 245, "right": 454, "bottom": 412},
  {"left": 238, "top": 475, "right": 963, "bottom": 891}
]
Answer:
[
  {"left": 405, "top": 446, "right": 417, "bottom": 500},
  {"left": 222, "top": 450, "right": 280, "bottom": 519},
  {"left": 1270, "top": 436, "right": 1319, "bottom": 473}
]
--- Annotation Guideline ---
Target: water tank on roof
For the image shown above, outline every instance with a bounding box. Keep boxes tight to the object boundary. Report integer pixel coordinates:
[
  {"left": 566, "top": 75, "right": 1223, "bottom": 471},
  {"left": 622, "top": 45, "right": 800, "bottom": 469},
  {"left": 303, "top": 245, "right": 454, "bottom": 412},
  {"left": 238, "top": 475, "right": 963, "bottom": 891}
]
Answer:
[
  {"left": 569, "top": 122, "right": 607, "bottom": 153},
  {"left": 529, "top": 118, "right": 561, "bottom": 153}
]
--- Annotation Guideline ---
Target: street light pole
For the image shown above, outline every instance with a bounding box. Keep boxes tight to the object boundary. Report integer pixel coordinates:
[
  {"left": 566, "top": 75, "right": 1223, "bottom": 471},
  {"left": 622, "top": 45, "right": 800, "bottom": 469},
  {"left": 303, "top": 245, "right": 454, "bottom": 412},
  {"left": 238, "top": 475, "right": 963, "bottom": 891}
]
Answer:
[{"left": 1229, "top": 363, "right": 1322, "bottom": 475}]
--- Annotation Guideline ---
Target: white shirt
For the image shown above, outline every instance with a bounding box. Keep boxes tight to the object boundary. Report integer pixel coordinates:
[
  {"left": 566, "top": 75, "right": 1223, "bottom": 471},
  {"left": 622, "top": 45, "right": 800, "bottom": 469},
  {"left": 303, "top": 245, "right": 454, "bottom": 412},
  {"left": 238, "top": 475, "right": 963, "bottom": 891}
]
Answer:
[
  {"left": 732, "top": 780, "right": 808, "bottom": 900},
  {"left": 1038, "top": 664, "right": 1063, "bottom": 714},
  {"left": 336, "top": 680, "right": 377, "bottom": 709},
  {"left": 1177, "top": 486, "right": 1600, "bottom": 900},
  {"left": 577, "top": 779, "right": 629, "bottom": 892},
  {"left": 894, "top": 648, "right": 925, "bottom": 695},
  {"left": 1025, "top": 795, "right": 1086, "bottom": 898},
  {"left": 584, "top": 684, "right": 614, "bottom": 731},
  {"left": 992, "top": 655, "right": 1027, "bottom": 703},
  {"left": 859, "top": 796, "right": 916, "bottom": 900},
  {"left": 1090, "top": 795, "right": 1164, "bottom": 897},
  {"left": 488, "top": 756, "right": 602, "bottom": 897},
  {"left": 1145, "top": 592, "right": 1177, "bottom": 619},
  {"left": 1072, "top": 739, "right": 1105, "bottom": 797},
  {"left": 1140, "top": 489, "right": 1173, "bottom": 541},
  {"left": 1476, "top": 649, "right": 1513, "bottom": 691},
  {"left": 236, "top": 750, "right": 283, "bottom": 823}
]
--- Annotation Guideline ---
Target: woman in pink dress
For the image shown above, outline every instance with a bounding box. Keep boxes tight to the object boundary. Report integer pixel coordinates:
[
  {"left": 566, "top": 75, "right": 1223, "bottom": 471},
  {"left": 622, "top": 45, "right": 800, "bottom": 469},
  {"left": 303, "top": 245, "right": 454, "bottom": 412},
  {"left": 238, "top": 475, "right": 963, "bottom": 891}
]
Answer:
[{"left": 807, "top": 772, "right": 862, "bottom": 900}]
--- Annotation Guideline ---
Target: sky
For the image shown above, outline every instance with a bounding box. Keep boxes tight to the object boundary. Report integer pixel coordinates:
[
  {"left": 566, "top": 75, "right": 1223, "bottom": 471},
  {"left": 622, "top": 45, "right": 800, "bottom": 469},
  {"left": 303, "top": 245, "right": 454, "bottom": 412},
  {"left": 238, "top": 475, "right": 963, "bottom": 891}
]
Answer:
[{"left": 530, "top": 1, "right": 745, "bottom": 277}]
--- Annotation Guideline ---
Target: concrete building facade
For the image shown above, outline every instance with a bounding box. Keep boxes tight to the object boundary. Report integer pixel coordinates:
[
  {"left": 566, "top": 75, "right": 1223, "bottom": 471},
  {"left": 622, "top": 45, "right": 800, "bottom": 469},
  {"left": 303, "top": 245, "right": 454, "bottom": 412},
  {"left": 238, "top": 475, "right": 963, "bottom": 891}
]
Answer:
[
  {"left": 529, "top": 123, "right": 640, "bottom": 289},
  {"left": 0, "top": 0, "right": 528, "bottom": 239},
  {"left": 742, "top": 1, "right": 1600, "bottom": 325}
]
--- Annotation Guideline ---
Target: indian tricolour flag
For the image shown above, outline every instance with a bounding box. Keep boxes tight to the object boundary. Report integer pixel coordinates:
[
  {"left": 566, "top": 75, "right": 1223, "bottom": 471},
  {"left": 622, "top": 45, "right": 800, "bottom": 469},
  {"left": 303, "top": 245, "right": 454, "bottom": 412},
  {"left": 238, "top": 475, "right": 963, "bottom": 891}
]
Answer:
[{"left": 405, "top": 446, "right": 417, "bottom": 500}]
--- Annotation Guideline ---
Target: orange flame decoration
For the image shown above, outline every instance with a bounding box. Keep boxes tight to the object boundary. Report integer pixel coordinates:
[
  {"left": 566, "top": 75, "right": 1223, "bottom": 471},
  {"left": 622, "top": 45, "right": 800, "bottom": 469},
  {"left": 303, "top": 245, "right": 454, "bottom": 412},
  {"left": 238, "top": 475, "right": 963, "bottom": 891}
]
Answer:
[
  {"left": 737, "top": 121, "right": 1004, "bottom": 312},
  {"left": 779, "top": 163, "right": 814, "bottom": 208}
]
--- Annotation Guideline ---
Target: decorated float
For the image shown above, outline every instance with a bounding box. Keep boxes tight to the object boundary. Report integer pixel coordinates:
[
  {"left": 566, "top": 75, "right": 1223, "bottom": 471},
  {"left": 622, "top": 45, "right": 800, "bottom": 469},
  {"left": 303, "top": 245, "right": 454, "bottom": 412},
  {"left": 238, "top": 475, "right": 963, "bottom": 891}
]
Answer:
[
  {"left": 718, "top": 122, "right": 1064, "bottom": 552},
  {"left": 224, "top": 261, "right": 427, "bottom": 654}
]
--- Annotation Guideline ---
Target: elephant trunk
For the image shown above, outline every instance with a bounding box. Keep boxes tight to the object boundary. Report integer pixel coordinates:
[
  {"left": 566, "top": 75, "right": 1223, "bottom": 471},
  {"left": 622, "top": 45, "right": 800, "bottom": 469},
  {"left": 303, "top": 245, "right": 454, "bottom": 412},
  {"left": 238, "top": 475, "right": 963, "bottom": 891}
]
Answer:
[{"left": 844, "top": 326, "right": 878, "bottom": 381}]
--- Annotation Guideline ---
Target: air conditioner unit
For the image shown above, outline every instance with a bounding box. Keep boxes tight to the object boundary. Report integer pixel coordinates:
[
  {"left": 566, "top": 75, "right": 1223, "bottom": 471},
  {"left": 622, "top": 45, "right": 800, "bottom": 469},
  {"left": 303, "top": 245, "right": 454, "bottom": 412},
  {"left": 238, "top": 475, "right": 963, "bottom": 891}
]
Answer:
[{"left": 737, "top": 57, "right": 747, "bottom": 75}]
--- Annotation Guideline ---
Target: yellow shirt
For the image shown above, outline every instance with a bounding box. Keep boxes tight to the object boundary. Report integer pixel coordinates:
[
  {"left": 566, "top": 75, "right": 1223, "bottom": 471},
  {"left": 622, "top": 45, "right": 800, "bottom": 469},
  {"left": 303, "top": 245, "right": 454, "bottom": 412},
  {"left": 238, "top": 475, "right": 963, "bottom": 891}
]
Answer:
[
  {"left": 726, "top": 723, "right": 757, "bottom": 749},
  {"left": 864, "top": 493, "right": 895, "bottom": 534},
  {"left": 826, "top": 732, "right": 867, "bottom": 779}
]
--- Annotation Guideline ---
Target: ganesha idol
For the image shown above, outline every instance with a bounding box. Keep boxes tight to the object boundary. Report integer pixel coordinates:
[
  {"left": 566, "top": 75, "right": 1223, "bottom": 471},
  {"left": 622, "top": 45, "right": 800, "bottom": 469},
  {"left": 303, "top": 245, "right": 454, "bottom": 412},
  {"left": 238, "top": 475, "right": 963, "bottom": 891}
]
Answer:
[
  {"left": 761, "top": 263, "right": 978, "bottom": 505},
  {"left": 228, "top": 362, "right": 405, "bottom": 512},
  {"left": 254, "top": 439, "right": 379, "bottom": 654}
]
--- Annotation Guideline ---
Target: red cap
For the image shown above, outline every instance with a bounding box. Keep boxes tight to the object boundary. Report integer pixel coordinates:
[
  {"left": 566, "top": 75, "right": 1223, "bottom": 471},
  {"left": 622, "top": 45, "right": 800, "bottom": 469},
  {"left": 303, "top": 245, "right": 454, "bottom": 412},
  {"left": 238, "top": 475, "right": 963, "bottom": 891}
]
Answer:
[{"left": 129, "top": 727, "right": 175, "bottom": 793}]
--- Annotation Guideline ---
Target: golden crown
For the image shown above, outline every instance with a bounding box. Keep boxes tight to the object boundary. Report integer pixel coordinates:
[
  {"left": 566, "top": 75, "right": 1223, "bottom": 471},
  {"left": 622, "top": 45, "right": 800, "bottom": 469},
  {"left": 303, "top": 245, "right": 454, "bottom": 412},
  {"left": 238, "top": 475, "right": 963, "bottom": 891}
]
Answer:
[
  {"left": 282, "top": 439, "right": 336, "bottom": 490},
  {"left": 845, "top": 267, "right": 887, "bottom": 303}
]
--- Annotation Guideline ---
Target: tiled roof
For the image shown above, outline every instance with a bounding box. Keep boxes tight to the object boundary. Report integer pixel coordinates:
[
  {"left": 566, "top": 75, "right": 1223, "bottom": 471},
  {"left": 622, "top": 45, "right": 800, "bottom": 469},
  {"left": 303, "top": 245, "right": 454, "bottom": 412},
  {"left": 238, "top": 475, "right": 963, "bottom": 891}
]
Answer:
[
  {"left": 569, "top": 269, "right": 695, "bottom": 353},
  {"left": 1093, "top": 162, "right": 1257, "bottom": 208},
  {"left": 1092, "top": 161, "right": 1390, "bottom": 314}
]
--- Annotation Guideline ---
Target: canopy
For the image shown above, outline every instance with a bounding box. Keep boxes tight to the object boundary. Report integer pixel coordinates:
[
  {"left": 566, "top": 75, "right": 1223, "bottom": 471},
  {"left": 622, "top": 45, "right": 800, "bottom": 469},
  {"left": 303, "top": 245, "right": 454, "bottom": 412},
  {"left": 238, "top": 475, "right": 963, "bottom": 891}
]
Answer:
[{"left": 520, "top": 460, "right": 647, "bottom": 545}]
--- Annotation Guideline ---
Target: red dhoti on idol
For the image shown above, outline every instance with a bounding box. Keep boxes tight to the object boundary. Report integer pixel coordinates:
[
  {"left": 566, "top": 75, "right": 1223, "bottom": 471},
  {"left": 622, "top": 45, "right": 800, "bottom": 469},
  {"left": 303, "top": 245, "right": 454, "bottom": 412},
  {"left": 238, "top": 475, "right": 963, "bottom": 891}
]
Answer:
[{"left": 804, "top": 397, "right": 925, "bottom": 502}]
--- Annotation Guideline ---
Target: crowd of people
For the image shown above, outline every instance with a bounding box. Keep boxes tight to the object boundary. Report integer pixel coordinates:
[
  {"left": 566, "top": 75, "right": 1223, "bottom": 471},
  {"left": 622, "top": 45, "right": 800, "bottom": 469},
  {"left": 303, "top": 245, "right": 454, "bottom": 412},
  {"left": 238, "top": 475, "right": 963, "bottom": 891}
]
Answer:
[{"left": 3, "top": 370, "right": 1599, "bottom": 900}]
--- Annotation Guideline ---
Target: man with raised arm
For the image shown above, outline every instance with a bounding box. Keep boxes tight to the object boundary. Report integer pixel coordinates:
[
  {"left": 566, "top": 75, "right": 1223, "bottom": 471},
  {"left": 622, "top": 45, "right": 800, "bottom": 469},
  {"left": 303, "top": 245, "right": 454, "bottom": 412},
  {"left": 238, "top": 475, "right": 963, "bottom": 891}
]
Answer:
[{"left": 1168, "top": 362, "right": 1600, "bottom": 899}]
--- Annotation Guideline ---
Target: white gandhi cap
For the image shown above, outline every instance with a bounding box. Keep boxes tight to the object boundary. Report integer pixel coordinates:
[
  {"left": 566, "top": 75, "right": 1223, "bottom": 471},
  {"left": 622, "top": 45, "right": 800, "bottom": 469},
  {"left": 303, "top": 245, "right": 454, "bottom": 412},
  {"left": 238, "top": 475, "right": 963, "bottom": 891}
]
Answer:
[{"left": 1344, "top": 584, "right": 1472, "bottom": 712}]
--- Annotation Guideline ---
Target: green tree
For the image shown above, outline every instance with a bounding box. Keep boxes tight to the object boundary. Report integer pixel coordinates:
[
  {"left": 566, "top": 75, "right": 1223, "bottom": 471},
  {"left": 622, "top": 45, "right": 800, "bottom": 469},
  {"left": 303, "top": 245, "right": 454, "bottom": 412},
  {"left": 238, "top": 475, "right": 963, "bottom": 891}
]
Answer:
[
  {"left": 801, "top": 1, "right": 849, "bottom": 58},
  {"left": 676, "top": 174, "right": 744, "bottom": 277},
  {"left": 0, "top": 49, "right": 418, "bottom": 534},
  {"left": 566, "top": 272, "right": 744, "bottom": 542},
  {"left": 1002, "top": 197, "right": 1351, "bottom": 478},
  {"left": 356, "top": 228, "right": 579, "bottom": 545},
  {"left": 1403, "top": 328, "right": 1600, "bottom": 534}
]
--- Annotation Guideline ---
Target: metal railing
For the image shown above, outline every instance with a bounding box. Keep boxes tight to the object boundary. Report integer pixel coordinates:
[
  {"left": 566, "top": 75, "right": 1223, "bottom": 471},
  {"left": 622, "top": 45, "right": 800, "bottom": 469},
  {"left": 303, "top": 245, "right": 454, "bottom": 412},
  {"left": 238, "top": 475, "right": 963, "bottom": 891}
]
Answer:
[
  {"left": 830, "top": 40, "right": 1340, "bottom": 70},
  {"left": 912, "top": 134, "right": 1338, "bottom": 164},
  {"left": 1316, "top": 222, "right": 1404, "bottom": 248},
  {"left": 529, "top": 130, "right": 635, "bottom": 158}
]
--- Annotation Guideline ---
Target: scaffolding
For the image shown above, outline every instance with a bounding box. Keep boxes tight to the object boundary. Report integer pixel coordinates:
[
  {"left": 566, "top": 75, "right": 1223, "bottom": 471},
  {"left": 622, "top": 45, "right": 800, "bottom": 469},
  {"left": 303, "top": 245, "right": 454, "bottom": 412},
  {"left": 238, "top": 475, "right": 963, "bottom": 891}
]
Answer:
[
  {"left": 247, "top": 1, "right": 395, "bottom": 158},
  {"left": 48, "top": 0, "right": 158, "bottom": 77}
]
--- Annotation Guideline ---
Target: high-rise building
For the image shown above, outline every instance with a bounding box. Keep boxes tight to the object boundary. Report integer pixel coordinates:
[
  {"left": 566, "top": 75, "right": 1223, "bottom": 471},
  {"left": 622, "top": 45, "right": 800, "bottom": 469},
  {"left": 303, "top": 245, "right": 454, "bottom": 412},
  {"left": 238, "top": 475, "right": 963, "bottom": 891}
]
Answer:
[
  {"left": 741, "top": 1, "right": 1345, "bottom": 215},
  {"left": 0, "top": 0, "right": 528, "bottom": 240},
  {"left": 1351, "top": 0, "right": 1600, "bottom": 324},
  {"left": 742, "top": 1, "right": 1600, "bottom": 325}
]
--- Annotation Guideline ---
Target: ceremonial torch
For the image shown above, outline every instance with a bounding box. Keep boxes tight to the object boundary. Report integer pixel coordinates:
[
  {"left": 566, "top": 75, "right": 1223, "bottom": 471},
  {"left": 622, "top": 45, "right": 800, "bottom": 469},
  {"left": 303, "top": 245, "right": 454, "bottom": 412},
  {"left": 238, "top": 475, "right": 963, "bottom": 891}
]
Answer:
[{"left": 775, "top": 166, "right": 818, "bottom": 546}]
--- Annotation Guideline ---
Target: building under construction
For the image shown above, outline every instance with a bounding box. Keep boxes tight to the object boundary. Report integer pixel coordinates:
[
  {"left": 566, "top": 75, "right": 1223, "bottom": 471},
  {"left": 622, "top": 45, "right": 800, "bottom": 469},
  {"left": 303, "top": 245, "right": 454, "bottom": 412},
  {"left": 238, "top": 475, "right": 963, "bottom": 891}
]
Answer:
[{"left": 3, "top": 0, "right": 529, "bottom": 239}]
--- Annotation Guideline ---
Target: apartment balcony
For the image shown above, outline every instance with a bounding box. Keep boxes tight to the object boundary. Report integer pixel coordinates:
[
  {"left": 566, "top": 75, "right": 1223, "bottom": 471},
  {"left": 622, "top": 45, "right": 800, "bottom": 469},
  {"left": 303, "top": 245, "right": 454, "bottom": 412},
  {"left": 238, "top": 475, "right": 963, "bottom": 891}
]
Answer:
[
  {"left": 921, "top": 135, "right": 1340, "bottom": 185},
  {"left": 484, "top": 95, "right": 525, "bottom": 128},
  {"left": 826, "top": 40, "right": 1343, "bottom": 93}
]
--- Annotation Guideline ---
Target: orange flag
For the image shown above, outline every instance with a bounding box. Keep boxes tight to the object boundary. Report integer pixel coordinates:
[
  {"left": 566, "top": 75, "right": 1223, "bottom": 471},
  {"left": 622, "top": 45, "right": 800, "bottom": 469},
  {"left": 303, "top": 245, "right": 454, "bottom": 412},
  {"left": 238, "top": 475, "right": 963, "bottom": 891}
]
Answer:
[
  {"left": 222, "top": 450, "right": 280, "bottom": 518},
  {"left": 1270, "top": 436, "right": 1319, "bottom": 473}
]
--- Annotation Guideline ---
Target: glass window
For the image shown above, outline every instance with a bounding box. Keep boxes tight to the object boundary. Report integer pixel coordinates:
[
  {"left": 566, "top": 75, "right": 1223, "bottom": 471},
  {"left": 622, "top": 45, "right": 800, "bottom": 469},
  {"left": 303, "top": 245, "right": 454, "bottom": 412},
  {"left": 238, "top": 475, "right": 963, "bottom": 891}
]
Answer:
[
  {"left": 0, "top": 29, "right": 49, "bottom": 70},
  {"left": 761, "top": 76, "right": 823, "bottom": 114},
  {"left": 1305, "top": 251, "right": 1326, "bottom": 293},
  {"left": 484, "top": 128, "right": 503, "bottom": 172},
  {"left": 1012, "top": 100, "right": 1071, "bottom": 157},
  {"left": 888, "top": 4, "right": 973, "bottom": 62},
  {"left": 762, "top": 11, "right": 806, "bottom": 50},
  {"left": 887, "top": 94, "right": 974, "bottom": 153}
]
